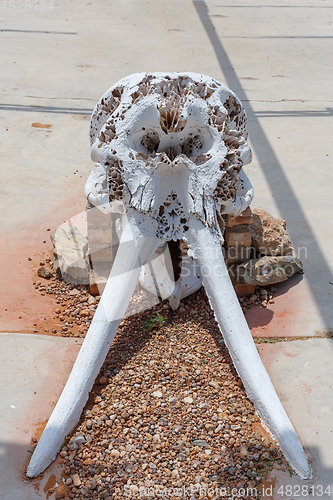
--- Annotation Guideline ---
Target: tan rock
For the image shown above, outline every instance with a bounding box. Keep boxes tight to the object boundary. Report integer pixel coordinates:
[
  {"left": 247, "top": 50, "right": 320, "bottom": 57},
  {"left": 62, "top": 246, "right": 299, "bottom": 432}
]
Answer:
[
  {"left": 240, "top": 445, "right": 248, "bottom": 456},
  {"left": 71, "top": 473, "right": 81, "bottom": 487},
  {"left": 79, "top": 309, "right": 90, "bottom": 317},
  {"left": 250, "top": 208, "right": 294, "bottom": 256},
  {"left": 204, "top": 423, "right": 216, "bottom": 432}
]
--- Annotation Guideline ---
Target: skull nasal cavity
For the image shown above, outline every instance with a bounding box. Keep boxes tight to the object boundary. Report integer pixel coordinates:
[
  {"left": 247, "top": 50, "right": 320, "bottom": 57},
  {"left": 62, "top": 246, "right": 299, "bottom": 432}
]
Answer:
[{"left": 167, "top": 240, "right": 182, "bottom": 281}]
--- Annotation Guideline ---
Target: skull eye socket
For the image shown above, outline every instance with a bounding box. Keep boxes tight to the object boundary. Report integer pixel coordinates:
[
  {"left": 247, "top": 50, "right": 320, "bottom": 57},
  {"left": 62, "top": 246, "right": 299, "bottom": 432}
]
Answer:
[{"left": 140, "top": 131, "right": 160, "bottom": 154}]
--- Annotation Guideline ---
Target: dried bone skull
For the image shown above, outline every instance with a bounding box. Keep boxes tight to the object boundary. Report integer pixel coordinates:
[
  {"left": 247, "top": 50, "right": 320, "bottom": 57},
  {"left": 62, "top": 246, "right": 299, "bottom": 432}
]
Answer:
[
  {"left": 27, "top": 73, "right": 311, "bottom": 479},
  {"left": 86, "top": 72, "right": 254, "bottom": 308},
  {"left": 87, "top": 72, "right": 253, "bottom": 226}
]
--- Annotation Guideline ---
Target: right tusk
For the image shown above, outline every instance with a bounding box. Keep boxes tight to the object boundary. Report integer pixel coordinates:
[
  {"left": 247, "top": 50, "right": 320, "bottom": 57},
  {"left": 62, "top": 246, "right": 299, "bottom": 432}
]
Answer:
[
  {"left": 187, "top": 217, "right": 312, "bottom": 479},
  {"left": 27, "top": 212, "right": 161, "bottom": 478}
]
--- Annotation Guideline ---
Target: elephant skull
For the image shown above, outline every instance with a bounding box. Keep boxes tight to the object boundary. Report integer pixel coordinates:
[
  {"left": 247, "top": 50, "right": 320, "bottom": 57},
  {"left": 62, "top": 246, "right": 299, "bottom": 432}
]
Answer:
[{"left": 27, "top": 73, "right": 311, "bottom": 480}]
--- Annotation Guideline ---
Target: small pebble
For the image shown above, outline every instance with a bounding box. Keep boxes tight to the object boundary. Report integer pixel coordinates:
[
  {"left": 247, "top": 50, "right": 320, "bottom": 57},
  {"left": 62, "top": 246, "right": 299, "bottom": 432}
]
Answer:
[
  {"left": 71, "top": 474, "right": 81, "bottom": 487},
  {"left": 37, "top": 267, "right": 53, "bottom": 279},
  {"left": 110, "top": 449, "right": 120, "bottom": 458}
]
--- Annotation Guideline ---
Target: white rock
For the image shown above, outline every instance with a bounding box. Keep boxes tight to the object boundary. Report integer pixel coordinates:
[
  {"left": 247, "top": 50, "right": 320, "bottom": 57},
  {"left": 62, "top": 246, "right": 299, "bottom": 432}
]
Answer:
[
  {"left": 51, "top": 226, "right": 88, "bottom": 283},
  {"left": 69, "top": 434, "right": 86, "bottom": 447},
  {"left": 152, "top": 433, "right": 161, "bottom": 443}
]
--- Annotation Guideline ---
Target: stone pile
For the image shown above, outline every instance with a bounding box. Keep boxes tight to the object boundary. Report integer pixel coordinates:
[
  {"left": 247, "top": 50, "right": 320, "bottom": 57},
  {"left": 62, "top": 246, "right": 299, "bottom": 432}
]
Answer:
[{"left": 223, "top": 207, "right": 303, "bottom": 296}]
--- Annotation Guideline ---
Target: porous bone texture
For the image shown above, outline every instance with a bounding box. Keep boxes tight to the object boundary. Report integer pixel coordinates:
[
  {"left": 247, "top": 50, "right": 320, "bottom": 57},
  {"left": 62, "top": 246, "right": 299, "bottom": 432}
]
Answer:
[{"left": 86, "top": 72, "right": 253, "bottom": 242}]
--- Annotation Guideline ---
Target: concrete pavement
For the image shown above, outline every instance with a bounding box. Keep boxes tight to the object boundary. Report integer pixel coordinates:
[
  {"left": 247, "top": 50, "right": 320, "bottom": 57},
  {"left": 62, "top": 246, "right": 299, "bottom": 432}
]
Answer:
[
  {"left": 0, "top": 334, "right": 82, "bottom": 500},
  {"left": 1, "top": 0, "right": 333, "bottom": 497},
  {"left": 258, "top": 339, "right": 333, "bottom": 497}
]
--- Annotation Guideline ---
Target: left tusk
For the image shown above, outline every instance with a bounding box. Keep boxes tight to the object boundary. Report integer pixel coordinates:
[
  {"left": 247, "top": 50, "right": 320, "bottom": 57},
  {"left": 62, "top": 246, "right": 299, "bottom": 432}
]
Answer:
[
  {"left": 187, "top": 217, "right": 311, "bottom": 479},
  {"left": 27, "top": 212, "right": 161, "bottom": 477}
]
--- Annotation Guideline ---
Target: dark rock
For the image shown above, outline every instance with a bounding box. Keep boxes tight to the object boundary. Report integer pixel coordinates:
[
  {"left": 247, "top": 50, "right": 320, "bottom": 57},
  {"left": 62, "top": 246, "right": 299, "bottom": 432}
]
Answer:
[
  {"left": 90, "top": 478, "right": 97, "bottom": 490},
  {"left": 37, "top": 267, "right": 53, "bottom": 279},
  {"left": 192, "top": 439, "right": 209, "bottom": 448}
]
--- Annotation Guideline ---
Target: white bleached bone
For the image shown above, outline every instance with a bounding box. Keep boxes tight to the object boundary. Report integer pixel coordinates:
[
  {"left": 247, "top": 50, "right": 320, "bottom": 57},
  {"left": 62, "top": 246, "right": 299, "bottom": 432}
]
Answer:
[
  {"left": 27, "top": 212, "right": 162, "bottom": 477},
  {"left": 187, "top": 218, "right": 311, "bottom": 479},
  {"left": 139, "top": 243, "right": 202, "bottom": 310},
  {"left": 28, "top": 73, "right": 311, "bottom": 479}
]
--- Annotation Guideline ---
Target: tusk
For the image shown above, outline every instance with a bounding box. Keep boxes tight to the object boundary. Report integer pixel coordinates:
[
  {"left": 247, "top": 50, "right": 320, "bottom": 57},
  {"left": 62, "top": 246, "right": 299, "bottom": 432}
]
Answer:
[
  {"left": 27, "top": 212, "right": 161, "bottom": 477},
  {"left": 187, "top": 217, "right": 311, "bottom": 479}
]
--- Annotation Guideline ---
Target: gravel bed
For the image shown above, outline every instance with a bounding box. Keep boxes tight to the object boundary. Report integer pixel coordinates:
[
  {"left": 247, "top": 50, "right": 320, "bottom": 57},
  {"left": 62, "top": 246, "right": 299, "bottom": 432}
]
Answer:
[
  {"left": 32, "top": 260, "right": 276, "bottom": 340},
  {"left": 31, "top": 261, "right": 288, "bottom": 499}
]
